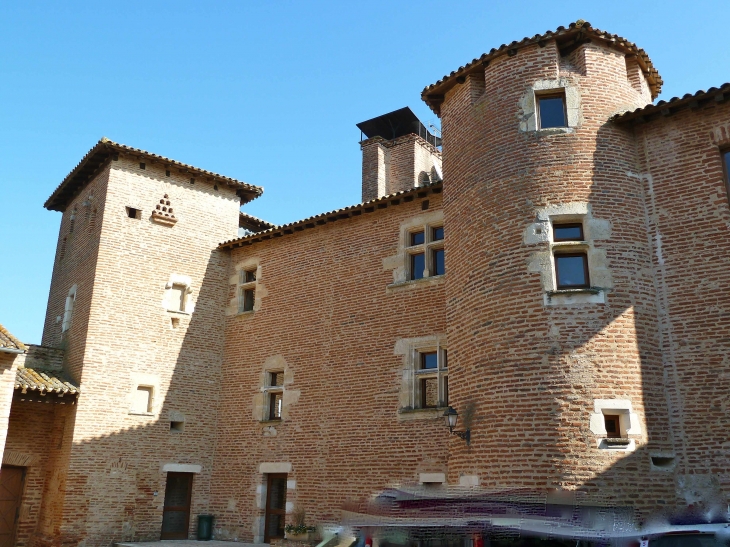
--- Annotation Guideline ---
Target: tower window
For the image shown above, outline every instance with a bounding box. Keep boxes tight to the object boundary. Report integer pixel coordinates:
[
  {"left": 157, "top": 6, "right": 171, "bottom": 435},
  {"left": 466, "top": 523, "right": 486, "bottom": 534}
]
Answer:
[
  {"left": 139, "top": 162, "right": 146, "bottom": 170},
  {"left": 126, "top": 207, "right": 140, "bottom": 219},
  {"left": 537, "top": 91, "right": 567, "bottom": 129},
  {"left": 555, "top": 253, "right": 589, "bottom": 289}
]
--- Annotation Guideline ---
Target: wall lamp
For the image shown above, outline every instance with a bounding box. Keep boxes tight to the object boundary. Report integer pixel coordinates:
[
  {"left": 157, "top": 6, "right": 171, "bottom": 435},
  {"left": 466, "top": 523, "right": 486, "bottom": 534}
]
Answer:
[{"left": 443, "top": 406, "right": 470, "bottom": 445}]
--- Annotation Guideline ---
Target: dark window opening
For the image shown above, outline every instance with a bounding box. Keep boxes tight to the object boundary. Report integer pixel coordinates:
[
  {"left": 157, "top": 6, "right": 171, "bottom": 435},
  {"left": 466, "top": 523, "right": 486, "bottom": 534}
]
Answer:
[
  {"left": 421, "top": 199, "right": 430, "bottom": 210},
  {"left": 269, "top": 372, "right": 283, "bottom": 387},
  {"left": 555, "top": 253, "right": 589, "bottom": 289},
  {"left": 165, "top": 170, "right": 171, "bottom": 177},
  {"left": 420, "top": 352, "right": 438, "bottom": 370},
  {"left": 268, "top": 392, "right": 282, "bottom": 420},
  {"left": 264, "top": 474, "right": 287, "bottom": 542},
  {"left": 139, "top": 162, "right": 146, "bottom": 170},
  {"left": 421, "top": 377, "right": 438, "bottom": 408},
  {"left": 244, "top": 269, "right": 256, "bottom": 283},
  {"left": 432, "top": 226, "right": 444, "bottom": 241},
  {"left": 214, "top": 184, "right": 219, "bottom": 191},
  {"left": 604, "top": 415, "right": 621, "bottom": 438},
  {"left": 126, "top": 207, "right": 140, "bottom": 219},
  {"left": 432, "top": 248, "right": 445, "bottom": 276},
  {"left": 190, "top": 178, "right": 195, "bottom": 185},
  {"left": 112, "top": 153, "right": 119, "bottom": 161},
  {"left": 651, "top": 455, "right": 675, "bottom": 468},
  {"left": 442, "top": 376, "right": 448, "bottom": 406},
  {"left": 553, "top": 223, "right": 583, "bottom": 242},
  {"left": 242, "top": 288, "right": 255, "bottom": 312},
  {"left": 537, "top": 92, "right": 567, "bottom": 129},
  {"left": 410, "top": 231, "right": 425, "bottom": 246},
  {"left": 411, "top": 253, "right": 425, "bottom": 280},
  {"left": 170, "top": 421, "right": 184, "bottom": 432}
]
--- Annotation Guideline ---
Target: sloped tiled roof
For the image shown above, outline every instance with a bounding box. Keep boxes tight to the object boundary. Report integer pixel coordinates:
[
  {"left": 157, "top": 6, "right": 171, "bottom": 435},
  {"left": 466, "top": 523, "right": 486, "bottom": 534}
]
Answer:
[
  {"left": 220, "top": 180, "right": 443, "bottom": 249},
  {"left": 45, "top": 138, "right": 264, "bottom": 212},
  {"left": 0, "top": 324, "right": 26, "bottom": 352},
  {"left": 422, "top": 20, "right": 662, "bottom": 115},
  {"left": 613, "top": 82, "right": 730, "bottom": 123},
  {"left": 239, "top": 212, "right": 276, "bottom": 232},
  {"left": 15, "top": 367, "right": 79, "bottom": 396}
]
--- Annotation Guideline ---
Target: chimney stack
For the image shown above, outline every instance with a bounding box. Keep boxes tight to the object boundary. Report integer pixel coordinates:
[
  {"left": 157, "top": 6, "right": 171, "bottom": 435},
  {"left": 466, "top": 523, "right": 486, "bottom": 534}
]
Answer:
[{"left": 357, "top": 107, "right": 442, "bottom": 202}]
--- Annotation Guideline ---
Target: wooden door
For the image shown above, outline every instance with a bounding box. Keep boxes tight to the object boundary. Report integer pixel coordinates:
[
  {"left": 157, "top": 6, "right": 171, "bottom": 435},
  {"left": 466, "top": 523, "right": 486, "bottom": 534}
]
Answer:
[
  {"left": 0, "top": 466, "right": 25, "bottom": 547},
  {"left": 161, "top": 472, "right": 193, "bottom": 539},
  {"left": 264, "top": 473, "right": 287, "bottom": 542}
]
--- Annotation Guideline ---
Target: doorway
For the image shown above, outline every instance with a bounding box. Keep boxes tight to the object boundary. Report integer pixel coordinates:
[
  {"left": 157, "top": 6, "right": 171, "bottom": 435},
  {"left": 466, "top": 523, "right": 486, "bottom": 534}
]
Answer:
[
  {"left": 161, "top": 472, "right": 193, "bottom": 540},
  {"left": 264, "top": 473, "right": 287, "bottom": 542},
  {"left": 0, "top": 466, "right": 25, "bottom": 547}
]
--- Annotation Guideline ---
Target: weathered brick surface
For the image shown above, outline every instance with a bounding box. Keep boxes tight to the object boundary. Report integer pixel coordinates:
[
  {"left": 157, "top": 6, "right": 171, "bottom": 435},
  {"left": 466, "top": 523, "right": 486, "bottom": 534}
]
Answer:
[
  {"left": 211, "top": 192, "right": 448, "bottom": 540},
  {"left": 438, "top": 40, "right": 676, "bottom": 513}
]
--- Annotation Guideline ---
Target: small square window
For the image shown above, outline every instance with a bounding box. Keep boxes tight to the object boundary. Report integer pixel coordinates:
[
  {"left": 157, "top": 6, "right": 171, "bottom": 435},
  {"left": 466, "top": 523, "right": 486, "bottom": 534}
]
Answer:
[
  {"left": 170, "top": 421, "right": 184, "bottom": 432},
  {"left": 604, "top": 415, "right": 621, "bottom": 438},
  {"left": 553, "top": 223, "right": 583, "bottom": 242},
  {"left": 411, "top": 253, "right": 425, "bottom": 280},
  {"left": 537, "top": 92, "right": 567, "bottom": 129},
  {"left": 244, "top": 269, "right": 256, "bottom": 283},
  {"left": 555, "top": 253, "right": 589, "bottom": 289},
  {"left": 410, "top": 231, "right": 425, "bottom": 246},
  {"left": 421, "top": 352, "right": 438, "bottom": 370},
  {"left": 269, "top": 392, "right": 282, "bottom": 420},
  {"left": 432, "top": 248, "right": 445, "bottom": 276},
  {"left": 139, "top": 162, "right": 146, "bottom": 170},
  {"left": 432, "top": 226, "right": 444, "bottom": 241},
  {"left": 241, "top": 288, "right": 255, "bottom": 312},
  {"left": 126, "top": 207, "right": 140, "bottom": 219}
]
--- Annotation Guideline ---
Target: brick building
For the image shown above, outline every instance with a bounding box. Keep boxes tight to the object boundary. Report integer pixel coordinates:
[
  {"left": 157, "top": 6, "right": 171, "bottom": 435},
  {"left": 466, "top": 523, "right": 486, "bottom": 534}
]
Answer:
[{"left": 2, "top": 20, "right": 730, "bottom": 546}]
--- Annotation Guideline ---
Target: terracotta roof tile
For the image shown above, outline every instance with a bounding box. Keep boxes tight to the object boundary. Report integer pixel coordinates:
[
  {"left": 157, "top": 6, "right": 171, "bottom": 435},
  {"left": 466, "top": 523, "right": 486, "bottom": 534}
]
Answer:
[
  {"left": 0, "top": 324, "right": 26, "bottom": 352},
  {"left": 422, "top": 20, "right": 662, "bottom": 115},
  {"left": 15, "top": 367, "right": 79, "bottom": 396},
  {"left": 239, "top": 212, "right": 276, "bottom": 232},
  {"left": 45, "top": 138, "right": 264, "bottom": 212},
  {"left": 220, "top": 181, "right": 443, "bottom": 249},
  {"left": 613, "top": 82, "right": 730, "bottom": 123}
]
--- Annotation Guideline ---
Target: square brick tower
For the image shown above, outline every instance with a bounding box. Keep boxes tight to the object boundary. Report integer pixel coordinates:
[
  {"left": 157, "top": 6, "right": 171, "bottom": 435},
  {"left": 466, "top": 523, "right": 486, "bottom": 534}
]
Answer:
[{"left": 38, "top": 139, "right": 261, "bottom": 544}]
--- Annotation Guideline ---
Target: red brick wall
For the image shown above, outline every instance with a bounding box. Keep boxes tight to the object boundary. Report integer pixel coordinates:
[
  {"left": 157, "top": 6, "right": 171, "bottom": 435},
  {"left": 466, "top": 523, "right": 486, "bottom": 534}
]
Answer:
[
  {"left": 439, "top": 39, "right": 677, "bottom": 513},
  {"left": 212, "top": 192, "right": 448, "bottom": 540},
  {"left": 631, "top": 100, "right": 730, "bottom": 508}
]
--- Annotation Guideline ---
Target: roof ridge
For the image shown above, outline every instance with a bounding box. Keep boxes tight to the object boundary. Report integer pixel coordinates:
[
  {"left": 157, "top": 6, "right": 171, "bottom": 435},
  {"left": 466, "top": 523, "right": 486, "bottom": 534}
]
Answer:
[
  {"left": 0, "top": 323, "right": 26, "bottom": 352},
  {"left": 613, "top": 82, "right": 730, "bottom": 122},
  {"left": 45, "top": 138, "right": 264, "bottom": 212},
  {"left": 422, "top": 20, "right": 662, "bottom": 114},
  {"left": 220, "top": 181, "right": 443, "bottom": 249}
]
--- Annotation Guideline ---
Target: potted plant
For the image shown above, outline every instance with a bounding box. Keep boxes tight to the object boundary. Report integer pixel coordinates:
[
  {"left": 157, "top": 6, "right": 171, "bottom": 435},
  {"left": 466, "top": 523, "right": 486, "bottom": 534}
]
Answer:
[{"left": 284, "top": 506, "right": 316, "bottom": 541}]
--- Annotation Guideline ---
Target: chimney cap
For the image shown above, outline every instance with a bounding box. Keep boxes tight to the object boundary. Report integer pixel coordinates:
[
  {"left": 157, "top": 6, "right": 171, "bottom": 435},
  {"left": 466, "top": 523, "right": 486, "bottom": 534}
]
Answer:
[{"left": 357, "top": 107, "right": 441, "bottom": 147}]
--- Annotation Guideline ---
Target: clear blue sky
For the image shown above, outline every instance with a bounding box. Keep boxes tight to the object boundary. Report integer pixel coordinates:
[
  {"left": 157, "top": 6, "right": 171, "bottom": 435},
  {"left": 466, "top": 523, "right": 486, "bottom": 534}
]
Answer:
[{"left": 2, "top": 1, "right": 728, "bottom": 344}]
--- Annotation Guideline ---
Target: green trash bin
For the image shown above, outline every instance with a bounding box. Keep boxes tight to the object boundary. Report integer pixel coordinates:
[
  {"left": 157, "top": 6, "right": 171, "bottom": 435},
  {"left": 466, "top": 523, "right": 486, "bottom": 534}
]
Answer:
[{"left": 197, "top": 514, "right": 214, "bottom": 541}]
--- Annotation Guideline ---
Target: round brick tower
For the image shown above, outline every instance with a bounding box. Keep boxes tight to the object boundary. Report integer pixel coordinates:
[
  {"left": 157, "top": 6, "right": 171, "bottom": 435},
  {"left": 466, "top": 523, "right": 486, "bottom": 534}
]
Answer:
[{"left": 424, "top": 22, "right": 680, "bottom": 513}]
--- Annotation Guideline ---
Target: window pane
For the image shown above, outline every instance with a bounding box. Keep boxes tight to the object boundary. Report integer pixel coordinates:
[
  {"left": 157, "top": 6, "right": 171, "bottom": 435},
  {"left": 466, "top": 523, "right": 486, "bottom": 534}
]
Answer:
[
  {"left": 443, "top": 376, "right": 448, "bottom": 406},
  {"left": 432, "top": 226, "right": 444, "bottom": 241},
  {"left": 421, "top": 352, "right": 437, "bottom": 369},
  {"left": 553, "top": 224, "right": 583, "bottom": 241},
  {"left": 555, "top": 254, "right": 588, "bottom": 288},
  {"left": 432, "top": 248, "right": 445, "bottom": 276},
  {"left": 245, "top": 269, "right": 256, "bottom": 282},
  {"left": 421, "top": 377, "right": 438, "bottom": 408},
  {"left": 442, "top": 350, "right": 447, "bottom": 369},
  {"left": 269, "top": 392, "right": 282, "bottom": 420},
  {"left": 538, "top": 96, "right": 566, "bottom": 128},
  {"left": 269, "top": 372, "right": 283, "bottom": 387},
  {"left": 410, "top": 231, "right": 425, "bottom": 246},
  {"left": 242, "top": 288, "right": 255, "bottom": 311},
  {"left": 411, "top": 253, "right": 425, "bottom": 280}
]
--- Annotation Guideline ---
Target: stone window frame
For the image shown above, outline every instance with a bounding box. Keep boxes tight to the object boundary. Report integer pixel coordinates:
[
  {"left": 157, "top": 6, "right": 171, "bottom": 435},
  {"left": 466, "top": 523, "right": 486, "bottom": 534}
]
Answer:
[
  {"left": 162, "top": 274, "right": 194, "bottom": 315},
  {"left": 239, "top": 267, "right": 258, "bottom": 313},
  {"left": 395, "top": 335, "right": 448, "bottom": 420},
  {"left": 385, "top": 209, "right": 445, "bottom": 291},
  {"left": 61, "top": 284, "right": 77, "bottom": 333},
  {"left": 589, "top": 399, "right": 641, "bottom": 452},
  {"left": 525, "top": 203, "right": 612, "bottom": 306},
  {"left": 227, "top": 259, "right": 266, "bottom": 316},
  {"left": 264, "top": 371, "right": 284, "bottom": 421},
  {"left": 128, "top": 373, "right": 161, "bottom": 417},
  {"left": 519, "top": 78, "right": 581, "bottom": 135}
]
